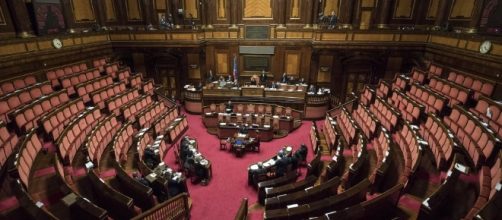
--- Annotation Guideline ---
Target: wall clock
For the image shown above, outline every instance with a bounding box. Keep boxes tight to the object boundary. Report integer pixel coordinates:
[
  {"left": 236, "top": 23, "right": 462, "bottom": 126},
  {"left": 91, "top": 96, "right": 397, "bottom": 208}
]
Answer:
[
  {"left": 480, "top": 40, "right": 492, "bottom": 54},
  {"left": 52, "top": 38, "right": 63, "bottom": 49}
]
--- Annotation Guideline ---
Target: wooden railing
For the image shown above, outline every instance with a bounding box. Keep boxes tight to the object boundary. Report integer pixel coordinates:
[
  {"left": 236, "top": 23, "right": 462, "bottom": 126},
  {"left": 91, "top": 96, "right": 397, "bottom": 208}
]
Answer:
[{"left": 132, "top": 193, "right": 190, "bottom": 220}]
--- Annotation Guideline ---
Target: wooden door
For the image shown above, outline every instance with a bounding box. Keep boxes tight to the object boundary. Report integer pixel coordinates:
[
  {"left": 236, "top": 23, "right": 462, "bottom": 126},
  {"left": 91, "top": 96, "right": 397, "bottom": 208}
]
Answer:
[{"left": 156, "top": 66, "right": 179, "bottom": 99}]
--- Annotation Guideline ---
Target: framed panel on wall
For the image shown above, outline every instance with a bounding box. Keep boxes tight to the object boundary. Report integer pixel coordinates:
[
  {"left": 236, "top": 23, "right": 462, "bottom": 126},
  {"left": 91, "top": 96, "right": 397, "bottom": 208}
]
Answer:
[
  {"left": 184, "top": 0, "right": 199, "bottom": 19},
  {"left": 242, "top": 0, "right": 273, "bottom": 20},
  {"left": 104, "top": 0, "right": 117, "bottom": 22},
  {"left": 323, "top": 0, "right": 339, "bottom": 16},
  {"left": 0, "top": 5, "right": 6, "bottom": 25},
  {"left": 33, "top": 0, "right": 66, "bottom": 35},
  {"left": 126, "top": 0, "right": 143, "bottom": 21},
  {"left": 71, "top": 0, "right": 96, "bottom": 23},
  {"left": 449, "top": 0, "right": 475, "bottom": 20},
  {"left": 426, "top": 0, "right": 440, "bottom": 20},
  {"left": 393, "top": 0, "right": 415, "bottom": 19},
  {"left": 290, "top": 0, "right": 301, "bottom": 20},
  {"left": 216, "top": 0, "right": 227, "bottom": 20}
]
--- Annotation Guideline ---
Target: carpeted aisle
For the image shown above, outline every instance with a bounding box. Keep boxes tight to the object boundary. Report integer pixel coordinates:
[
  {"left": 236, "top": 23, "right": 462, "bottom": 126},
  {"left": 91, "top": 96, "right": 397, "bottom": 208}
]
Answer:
[{"left": 163, "top": 111, "right": 315, "bottom": 220}]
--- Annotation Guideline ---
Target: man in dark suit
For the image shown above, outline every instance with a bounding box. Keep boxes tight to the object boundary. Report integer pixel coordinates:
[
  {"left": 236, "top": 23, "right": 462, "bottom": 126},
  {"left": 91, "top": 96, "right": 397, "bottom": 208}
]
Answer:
[
  {"left": 225, "top": 100, "right": 233, "bottom": 113},
  {"left": 281, "top": 72, "right": 288, "bottom": 83},
  {"left": 260, "top": 70, "right": 268, "bottom": 84}
]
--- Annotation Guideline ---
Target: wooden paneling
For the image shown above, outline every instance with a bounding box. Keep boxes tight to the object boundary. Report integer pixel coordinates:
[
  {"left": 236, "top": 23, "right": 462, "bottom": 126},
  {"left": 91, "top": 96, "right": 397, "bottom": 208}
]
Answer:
[
  {"left": 0, "top": 3, "right": 6, "bottom": 25},
  {"left": 155, "top": 0, "right": 167, "bottom": 10},
  {"left": 187, "top": 53, "right": 201, "bottom": 79},
  {"left": 323, "top": 0, "right": 340, "bottom": 15},
  {"left": 217, "top": 0, "right": 227, "bottom": 19},
  {"left": 104, "top": 0, "right": 117, "bottom": 21},
  {"left": 243, "top": 0, "right": 272, "bottom": 19},
  {"left": 393, "top": 0, "right": 415, "bottom": 19},
  {"left": 284, "top": 51, "right": 300, "bottom": 76},
  {"left": 360, "top": 10, "right": 372, "bottom": 29},
  {"left": 362, "top": 0, "right": 375, "bottom": 7},
  {"left": 290, "top": 0, "right": 301, "bottom": 19},
  {"left": 216, "top": 52, "right": 229, "bottom": 75},
  {"left": 450, "top": 0, "right": 475, "bottom": 19},
  {"left": 126, "top": 0, "right": 143, "bottom": 21},
  {"left": 426, "top": 0, "right": 440, "bottom": 19},
  {"left": 184, "top": 0, "right": 199, "bottom": 19},
  {"left": 317, "top": 55, "right": 333, "bottom": 83},
  {"left": 71, "top": 0, "right": 96, "bottom": 23}
]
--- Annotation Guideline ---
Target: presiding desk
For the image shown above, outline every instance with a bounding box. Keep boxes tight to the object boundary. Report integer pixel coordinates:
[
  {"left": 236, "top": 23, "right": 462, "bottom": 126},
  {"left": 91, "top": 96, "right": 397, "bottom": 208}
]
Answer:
[
  {"left": 218, "top": 121, "right": 274, "bottom": 141},
  {"left": 183, "top": 81, "right": 331, "bottom": 120}
]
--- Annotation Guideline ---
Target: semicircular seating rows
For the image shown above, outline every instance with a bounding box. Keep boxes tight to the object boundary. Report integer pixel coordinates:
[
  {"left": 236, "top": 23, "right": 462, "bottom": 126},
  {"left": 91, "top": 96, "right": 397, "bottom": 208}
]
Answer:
[
  {"left": 249, "top": 62, "right": 501, "bottom": 220},
  {"left": 0, "top": 57, "right": 189, "bottom": 220}
]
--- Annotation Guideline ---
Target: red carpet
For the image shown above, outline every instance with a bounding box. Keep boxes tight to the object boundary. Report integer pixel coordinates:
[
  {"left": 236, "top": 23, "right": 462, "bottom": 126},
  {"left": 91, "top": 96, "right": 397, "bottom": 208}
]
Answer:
[{"left": 163, "top": 111, "right": 315, "bottom": 220}]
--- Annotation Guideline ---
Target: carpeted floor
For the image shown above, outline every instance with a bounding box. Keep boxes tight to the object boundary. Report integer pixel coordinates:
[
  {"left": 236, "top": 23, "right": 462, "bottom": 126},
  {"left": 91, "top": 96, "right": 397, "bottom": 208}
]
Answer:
[{"left": 163, "top": 111, "right": 316, "bottom": 220}]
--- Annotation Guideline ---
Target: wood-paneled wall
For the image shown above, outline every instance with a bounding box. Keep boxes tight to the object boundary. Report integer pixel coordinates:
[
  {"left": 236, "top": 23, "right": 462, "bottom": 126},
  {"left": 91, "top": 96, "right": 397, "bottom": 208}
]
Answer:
[{"left": 0, "top": 0, "right": 498, "bottom": 37}]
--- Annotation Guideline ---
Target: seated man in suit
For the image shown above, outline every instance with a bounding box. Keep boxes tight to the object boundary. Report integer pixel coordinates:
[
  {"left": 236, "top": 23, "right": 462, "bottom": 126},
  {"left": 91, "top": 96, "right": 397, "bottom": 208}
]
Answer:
[
  {"left": 239, "top": 125, "right": 249, "bottom": 134},
  {"left": 143, "top": 147, "right": 160, "bottom": 169},
  {"left": 281, "top": 72, "right": 288, "bottom": 83},
  {"left": 275, "top": 156, "right": 290, "bottom": 177},
  {"left": 225, "top": 100, "right": 233, "bottom": 113},
  {"left": 294, "top": 144, "right": 308, "bottom": 164},
  {"left": 227, "top": 74, "right": 233, "bottom": 82}
]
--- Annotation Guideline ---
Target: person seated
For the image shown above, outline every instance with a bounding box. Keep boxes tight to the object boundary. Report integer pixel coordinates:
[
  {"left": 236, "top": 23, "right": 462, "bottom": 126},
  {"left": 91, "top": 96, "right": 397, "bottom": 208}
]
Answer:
[
  {"left": 275, "top": 156, "right": 290, "bottom": 177},
  {"left": 294, "top": 144, "right": 308, "bottom": 164},
  {"left": 144, "top": 147, "right": 160, "bottom": 169},
  {"left": 270, "top": 81, "right": 277, "bottom": 89},
  {"left": 225, "top": 100, "right": 233, "bottom": 113},
  {"left": 227, "top": 74, "right": 233, "bottom": 82},
  {"left": 239, "top": 126, "right": 249, "bottom": 134},
  {"left": 250, "top": 76, "right": 257, "bottom": 86},
  {"left": 132, "top": 172, "right": 150, "bottom": 187},
  {"left": 281, "top": 72, "right": 288, "bottom": 83}
]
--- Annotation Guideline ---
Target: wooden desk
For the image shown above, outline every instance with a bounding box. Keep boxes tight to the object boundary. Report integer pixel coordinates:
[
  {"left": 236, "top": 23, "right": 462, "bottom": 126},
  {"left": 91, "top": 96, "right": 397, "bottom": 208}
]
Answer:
[
  {"left": 242, "top": 87, "right": 264, "bottom": 97},
  {"left": 218, "top": 123, "right": 273, "bottom": 141}
]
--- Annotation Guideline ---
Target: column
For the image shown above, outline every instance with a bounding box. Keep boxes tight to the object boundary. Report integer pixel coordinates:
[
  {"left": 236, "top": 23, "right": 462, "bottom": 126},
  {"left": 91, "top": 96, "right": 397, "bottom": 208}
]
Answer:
[
  {"left": 93, "top": 0, "right": 107, "bottom": 28},
  {"left": 170, "top": 0, "right": 181, "bottom": 29},
  {"left": 303, "top": 0, "right": 313, "bottom": 28},
  {"left": 5, "top": 0, "right": 34, "bottom": 37},
  {"left": 275, "top": 0, "right": 286, "bottom": 28},
  {"left": 200, "top": 0, "right": 207, "bottom": 29},
  {"left": 312, "top": 0, "right": 321, "bottom": 29},
  {"left": 467, "top": 0, "right": 485, "bottom": 33},
  {"left": 60, "top": 0, "right": 76, "bottom": 33},
  {"left": 206, "top": 0, "right": 214, "bottom": 28},
  {"left": 142, "top": 0, "right": 154, "bottom": 27},
  {"left": 338, "top": 0, "right": 355, "bottom": 29},
  {"left": 229, "top": 0, "right": 238, "bottom": 29},
  {"left": 434, "top": 0, "right": 451, "bottom": 28},
  {"left": 375, "top": 0, "right": 393, "bottom": 29},
  {"left": 352, "top": 0, "right": 362, "bottom": 29}
]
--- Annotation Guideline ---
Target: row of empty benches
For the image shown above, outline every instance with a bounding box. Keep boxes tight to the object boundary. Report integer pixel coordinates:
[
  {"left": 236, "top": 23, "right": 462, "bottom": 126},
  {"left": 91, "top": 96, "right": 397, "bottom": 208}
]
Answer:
[
  {"left": 287, "top": 62, "right": 501, "bottom": 220},
  {"left": 0, "top": 57, "right": 189, "bottom": 220}
]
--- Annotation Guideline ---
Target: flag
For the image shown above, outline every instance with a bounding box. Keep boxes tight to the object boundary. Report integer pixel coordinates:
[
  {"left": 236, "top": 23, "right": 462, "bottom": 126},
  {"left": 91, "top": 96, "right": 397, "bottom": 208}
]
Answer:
[{"left": 233, "top": 54, "right": 238, "bottom": 82}]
